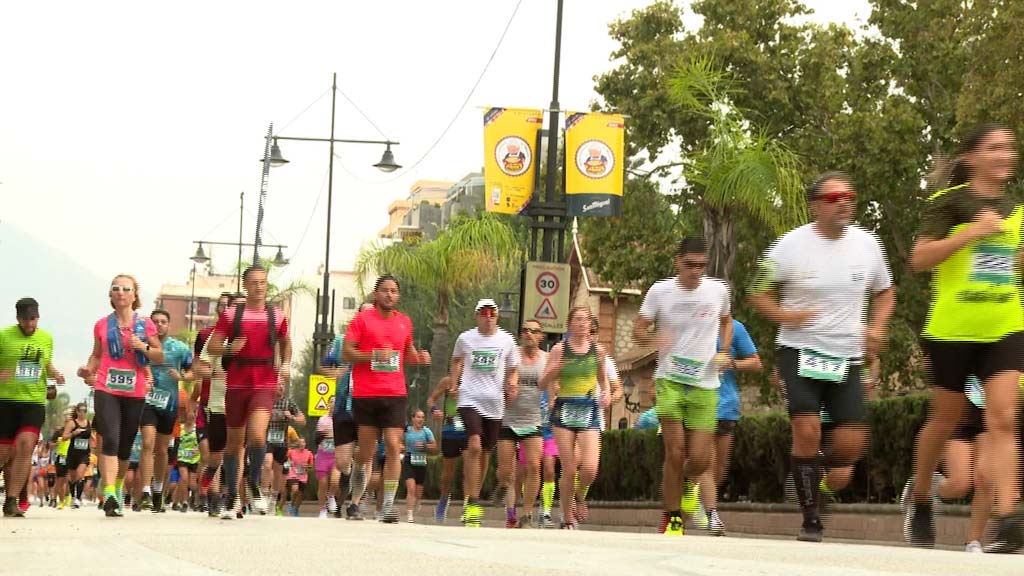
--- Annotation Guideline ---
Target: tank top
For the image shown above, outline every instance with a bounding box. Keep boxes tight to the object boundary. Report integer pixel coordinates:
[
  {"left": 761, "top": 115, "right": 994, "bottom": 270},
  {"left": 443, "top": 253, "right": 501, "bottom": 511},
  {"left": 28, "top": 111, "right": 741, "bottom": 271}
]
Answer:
[
  {"left": 503, "top": 352, "right": 546, "bottom": 429},
  {"left": 558, "top": 342, "right": 598, "bottom": 399},
  {"left": 69, "top": 419, "right": 91, "bottom": 452}
]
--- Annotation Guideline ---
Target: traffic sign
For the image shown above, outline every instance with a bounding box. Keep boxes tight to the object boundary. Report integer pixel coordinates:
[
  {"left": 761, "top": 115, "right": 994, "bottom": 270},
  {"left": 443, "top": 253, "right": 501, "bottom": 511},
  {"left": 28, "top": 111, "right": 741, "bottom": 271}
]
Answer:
[
  {"left": 308, "top": 374, "right": 336, "bottom": 417},
  {"left": 523, "top": 261, "right": 571, "bottom": 333}
]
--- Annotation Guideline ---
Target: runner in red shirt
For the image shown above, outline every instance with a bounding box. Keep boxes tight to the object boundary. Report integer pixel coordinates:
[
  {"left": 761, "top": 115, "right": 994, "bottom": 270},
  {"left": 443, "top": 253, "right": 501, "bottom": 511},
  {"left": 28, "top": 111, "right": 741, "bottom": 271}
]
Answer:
[
  {"left": 208, "top": 266, "right": 291, "bottom": 516},
  {"left": 343, "top": 275, "right": 431, "bottom": 523}
]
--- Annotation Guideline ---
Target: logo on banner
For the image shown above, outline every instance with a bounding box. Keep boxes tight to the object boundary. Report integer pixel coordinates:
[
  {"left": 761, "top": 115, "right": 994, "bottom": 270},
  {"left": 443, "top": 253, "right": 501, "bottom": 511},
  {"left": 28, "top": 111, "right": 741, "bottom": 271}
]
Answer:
[
  {"left": 496, "top": 136, "right": 532, "bottom": 177},
  {"left": 575, "top": 140, "right": 614, "bottom": 179}
]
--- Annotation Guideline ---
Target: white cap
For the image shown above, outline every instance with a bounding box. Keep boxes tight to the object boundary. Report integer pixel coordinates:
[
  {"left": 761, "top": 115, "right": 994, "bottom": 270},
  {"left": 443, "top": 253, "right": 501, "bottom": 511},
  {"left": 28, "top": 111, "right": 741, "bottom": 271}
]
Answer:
[{"left": 475, "top": 298, "right": 498, "bottom": 312}]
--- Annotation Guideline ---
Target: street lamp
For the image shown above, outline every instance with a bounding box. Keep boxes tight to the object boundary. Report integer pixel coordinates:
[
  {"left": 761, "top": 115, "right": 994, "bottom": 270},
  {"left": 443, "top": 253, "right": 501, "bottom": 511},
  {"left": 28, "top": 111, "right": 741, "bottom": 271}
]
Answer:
[
  {"left": 499, "top": 291, "right": 518, "bottom": 332},
  {"left": 188, "top": 244, "right": 211, "bottom": 340},
  {"left": 268, "top": 72, "right": 401, "bottom": 365}
]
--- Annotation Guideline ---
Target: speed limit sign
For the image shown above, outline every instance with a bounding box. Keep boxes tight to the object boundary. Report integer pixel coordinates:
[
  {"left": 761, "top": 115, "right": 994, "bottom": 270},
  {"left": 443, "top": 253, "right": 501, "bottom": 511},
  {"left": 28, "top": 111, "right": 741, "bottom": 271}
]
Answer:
[{"left": 536, "top": 272, "right": 559, "bottom": 296}]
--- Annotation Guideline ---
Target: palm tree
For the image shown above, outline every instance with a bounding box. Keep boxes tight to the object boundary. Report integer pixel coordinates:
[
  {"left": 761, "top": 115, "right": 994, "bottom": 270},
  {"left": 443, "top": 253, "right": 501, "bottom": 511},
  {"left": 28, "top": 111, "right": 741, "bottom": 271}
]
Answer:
[
  {"left": 666, "top": 54, "right": 806, "bottom": 282},
  {"left": 355, "top": 214, "right": 522, "bottom": 387}
]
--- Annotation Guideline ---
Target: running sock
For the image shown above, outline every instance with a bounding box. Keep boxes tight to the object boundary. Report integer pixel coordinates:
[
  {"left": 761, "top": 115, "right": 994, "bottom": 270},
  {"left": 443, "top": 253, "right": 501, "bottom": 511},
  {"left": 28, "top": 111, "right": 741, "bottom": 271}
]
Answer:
[
  {"left": 103, "top": 485, "right": 116, "bottom": 500},
  {"left": 115, "top": 478, "right": 124, "bottom": 502},
  {"left": 574, "top": 472, "right": 580, "bottom": 495},
  {"left": 246, "top": 445, "right": 267, "bottom": 490},
  {"left": 153, "top": 482, "right": 164, "bottom": 493},
  {"left": 542, "top": 481, "right": 555, "bottom": 513},
  {"left": 790, "top": 456, "right": 821, "bottom": 521},
  {"left": 580, "top": 483, "right": 591, "bottom": 501},
  {"left": 819, "top": 477, "right": 834, "bottom": 495},
  {"left": 382, "top": 480, "right": 398, "bottom": 512},
  {"left": 143, "top": 485, "right": 151, "bottom": 496},
  {"left": 506, "top": 506, "right": 517, "bottom": 522},
  {"left": 222, "top": 453, "right": 240, "bottom": 499},
  {"left": 200, "top": 466, "right": 217, "bottom": 491}
]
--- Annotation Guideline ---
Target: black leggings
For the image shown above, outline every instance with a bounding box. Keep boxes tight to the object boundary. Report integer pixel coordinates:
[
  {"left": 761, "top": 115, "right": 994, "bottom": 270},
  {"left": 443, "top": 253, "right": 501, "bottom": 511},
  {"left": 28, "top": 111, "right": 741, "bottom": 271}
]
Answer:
[{"left": 94, "top": 390, "right": 144, "bottom": 461}]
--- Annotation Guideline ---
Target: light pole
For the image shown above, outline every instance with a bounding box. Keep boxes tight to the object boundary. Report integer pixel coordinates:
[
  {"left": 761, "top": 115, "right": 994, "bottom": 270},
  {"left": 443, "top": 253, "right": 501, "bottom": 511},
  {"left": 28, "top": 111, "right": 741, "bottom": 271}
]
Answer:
[
  {"left": 267, "top": 72, "right": 401, "bottom": 365},
  {"left": 499, "top": 291, "right": 518, "bottom": 333},
  {"left": 188, "top": 244, "right": 211, "bottom": 342},
  {"left": 190, "top": 239, "right": 288, "bottom": 302}
]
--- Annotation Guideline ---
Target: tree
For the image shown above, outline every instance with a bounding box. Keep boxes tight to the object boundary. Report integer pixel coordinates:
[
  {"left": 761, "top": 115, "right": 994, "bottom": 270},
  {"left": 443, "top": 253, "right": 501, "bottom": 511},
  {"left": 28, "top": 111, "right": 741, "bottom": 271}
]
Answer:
[
  {"left": 43, "top": 391, "right": 70, "bottom": 438},
  {"left": 354, "top": 214, "right": 522, "bottom": 389}
]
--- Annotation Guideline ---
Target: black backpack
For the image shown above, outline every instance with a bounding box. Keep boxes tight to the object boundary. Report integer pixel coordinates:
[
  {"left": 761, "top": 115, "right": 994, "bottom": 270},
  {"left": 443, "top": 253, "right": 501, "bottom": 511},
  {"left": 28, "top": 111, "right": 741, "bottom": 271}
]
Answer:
[{"left": 222, "top": 303, "right": 278, "bottom": 369}]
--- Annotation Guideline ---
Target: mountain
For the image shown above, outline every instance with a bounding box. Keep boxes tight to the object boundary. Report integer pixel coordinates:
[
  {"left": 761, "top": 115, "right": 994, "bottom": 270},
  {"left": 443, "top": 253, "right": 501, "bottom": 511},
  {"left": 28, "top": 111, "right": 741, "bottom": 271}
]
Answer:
[{"left": 0, "top": 222, "right": 111, "bottom": 403}]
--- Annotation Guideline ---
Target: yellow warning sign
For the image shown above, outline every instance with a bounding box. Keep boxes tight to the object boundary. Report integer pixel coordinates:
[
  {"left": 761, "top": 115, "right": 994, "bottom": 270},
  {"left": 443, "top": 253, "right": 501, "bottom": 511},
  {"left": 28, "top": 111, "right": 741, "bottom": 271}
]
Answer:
[{"left": 308, "top": 374, "right": 336, "bottom": 417}]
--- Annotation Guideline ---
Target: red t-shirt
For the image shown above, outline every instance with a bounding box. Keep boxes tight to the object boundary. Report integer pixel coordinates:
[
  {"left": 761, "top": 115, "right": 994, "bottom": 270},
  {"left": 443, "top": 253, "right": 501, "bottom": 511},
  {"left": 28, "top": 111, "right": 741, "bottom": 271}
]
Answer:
[
  {"left": 213, "top": 305, "right": 288, "bottom": 360},
  {"left": 345, "top": 308, "right": 414, "bottom": 398}
]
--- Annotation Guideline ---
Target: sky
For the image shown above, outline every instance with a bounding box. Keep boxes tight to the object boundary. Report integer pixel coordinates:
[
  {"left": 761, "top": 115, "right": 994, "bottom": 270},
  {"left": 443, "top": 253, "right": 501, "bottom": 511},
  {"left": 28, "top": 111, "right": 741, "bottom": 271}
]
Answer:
[{"left": 0, "top": 0, "right": 871, "bottom": 321}]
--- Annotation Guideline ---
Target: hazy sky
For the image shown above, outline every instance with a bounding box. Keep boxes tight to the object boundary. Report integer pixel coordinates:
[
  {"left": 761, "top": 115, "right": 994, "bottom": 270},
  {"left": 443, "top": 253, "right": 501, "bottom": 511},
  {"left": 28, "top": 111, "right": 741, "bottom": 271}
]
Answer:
[{"left": 1, "top": 0, "right": 871, "bottom": 300}]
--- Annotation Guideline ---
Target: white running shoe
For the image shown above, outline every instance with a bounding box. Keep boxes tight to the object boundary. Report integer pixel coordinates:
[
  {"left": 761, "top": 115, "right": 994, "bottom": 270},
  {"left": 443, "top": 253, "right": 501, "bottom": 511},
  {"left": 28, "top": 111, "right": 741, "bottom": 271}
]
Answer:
[
  {"left": 327, "top": 496, "right": 338, "bottom": 514},
  {"left": 318, "top": 508, "right": 329, "bottom": 519},
  {"left": 965, "top": 540, "right": 983, "bottom": 553},
  {"left": 407, "top": 510, "right": 415, "bottom": 523},
  {"left": 251, "top": 488, "right": 268, "bottom": 516}
]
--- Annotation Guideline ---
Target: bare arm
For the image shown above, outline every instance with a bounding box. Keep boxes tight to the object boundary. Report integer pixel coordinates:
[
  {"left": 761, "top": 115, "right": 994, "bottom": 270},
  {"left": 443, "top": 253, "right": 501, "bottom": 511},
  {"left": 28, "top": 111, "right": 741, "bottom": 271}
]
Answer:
[
  {"left": 449, "top": 358, "right": 465, "bottom": 392},
  {"left": 911, "top": 232, "right": 979, "bottom": 273},
  {"left": 718, "top": 315, "right": 733, "bottom": 359},
  {"left": 733, "top": 353, "right": 763, "bottom": 373},
  {"left": 632, "top": 316, "right": 655, "bottom": 347},
  {"left": 342, "top": 338, "right": 373, "bottom": 365},
  {"left": 539, "top": 344, "right": 564, "bottom": 392}
]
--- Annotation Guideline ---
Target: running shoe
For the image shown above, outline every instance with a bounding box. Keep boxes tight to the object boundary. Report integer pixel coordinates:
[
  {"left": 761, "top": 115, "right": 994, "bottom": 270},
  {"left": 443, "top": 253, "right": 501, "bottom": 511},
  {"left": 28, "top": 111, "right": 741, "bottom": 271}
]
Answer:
[
  {"left": 463, "top": 503, "right": 483, "bottom": 528},
  {"left": 707, "top": 510, "right": 726, "bottom": 536},
  {"left": 905, "top": 502, "right": 935, "bottom": 548},
  {"left": 797, "top": 517, "right": 823, "bottom": 542},
  {"left": 518, "top": 514, "right": 535, "bottom": 529},
  {"left": 3, "top": 498, "right": 24, "bottom": 518},
  {"left": 407, "top": 510, "right": 415, "bottom": 523},
  {"left": 382, "top": 507, "right": 400, "bottom": 524},
  {"left": 287, "top": 505, "right": 297, "bottom": 517},
  {"left": 346, "top": 503, "right": 363, "bottom": 520},
  {"left": 560, "top": 521, "right": 577, "bottom": 530},
  {"left": 542, "top": 513, "right": 554, "bottom": 529},
  {"left": 691, "top": 500, "right": 708, "bottom": 530},
  {"left": 664, "top": 512, "right": 684, "bottom": 536},
  {"left": 327, "top": 496, "right": 338, "bottom": 514},
  {"left": 103, "top": 496, "right": 123, "bottom": 518},
  {"left": 72, "top": 498, "right": 81, "bottom": 509},
  {"left": 983, "top": 513, "right": 1024, "bottom": 554},
  {"left": 680, "top": 481, "right": 700, "bottom": 516},
  {"left": 965, "top": 540, "right": 983, "bottom": 553},
  {"left": 19, "top": 495, "right": 30, "bottom": 514},
  {"left": 506, "top": 516, "right": 518, "bottom": 529},
  {"left": 179, "top": 503, "right": 188, "bottom": 514},
  {"left": 219, "top": 495, "right": 235, "bottom": 520},
  {"left": 139, "top": 492, "right": 152, "bottom": 510},
  {"left": 318, "top": 507, "right": 329, "bottom": 519},
  {"left": 152, "top": 492, "right": 165, "bottom": 513},
  {"left": 435, "top": 496, "right": 449, "bottom": 523}
]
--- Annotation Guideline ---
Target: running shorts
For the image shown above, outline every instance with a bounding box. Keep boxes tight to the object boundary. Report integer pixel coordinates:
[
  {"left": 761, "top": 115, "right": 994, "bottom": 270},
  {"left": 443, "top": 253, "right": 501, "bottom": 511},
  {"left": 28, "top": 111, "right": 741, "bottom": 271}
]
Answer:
[{"left": 777, "top": 346, "right": 865, "bottom": 424}]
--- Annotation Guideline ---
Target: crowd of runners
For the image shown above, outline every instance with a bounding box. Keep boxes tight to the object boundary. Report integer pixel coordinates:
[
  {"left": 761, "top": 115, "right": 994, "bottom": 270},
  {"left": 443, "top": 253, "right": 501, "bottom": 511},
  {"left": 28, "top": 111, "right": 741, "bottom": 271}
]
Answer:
[{"left": 1, "top": 122, "right": 1024, "bottom": 554}]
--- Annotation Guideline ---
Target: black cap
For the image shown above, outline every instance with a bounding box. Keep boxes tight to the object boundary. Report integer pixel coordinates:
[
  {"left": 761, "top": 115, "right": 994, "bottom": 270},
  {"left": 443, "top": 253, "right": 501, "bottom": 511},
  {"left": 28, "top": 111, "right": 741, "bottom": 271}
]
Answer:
[{"left": 15, "top": 297, "right": 39, "bottom": 319}]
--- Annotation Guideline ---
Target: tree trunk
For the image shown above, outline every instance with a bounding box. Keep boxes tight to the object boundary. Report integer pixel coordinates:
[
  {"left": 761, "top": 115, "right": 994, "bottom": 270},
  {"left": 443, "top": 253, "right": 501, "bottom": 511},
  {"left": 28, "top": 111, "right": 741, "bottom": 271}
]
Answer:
[
  {"left": 427, "top": 288, "right": 452, "bottom": 390},
  {"left": 704, "top": 206, "right": 737, "bottom": 284}
]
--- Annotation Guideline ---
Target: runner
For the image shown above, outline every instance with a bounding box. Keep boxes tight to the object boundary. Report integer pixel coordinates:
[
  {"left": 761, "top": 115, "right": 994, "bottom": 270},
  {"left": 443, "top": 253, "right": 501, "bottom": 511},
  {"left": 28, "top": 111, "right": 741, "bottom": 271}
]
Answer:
[
  {"left": 538, "top": 384, "right": 559, "bottom": 528},
  {"left": 542, "top": 307, "right": 611, "bottom": 530},
  {"left": 195, "top": 293, "right": 235, "bottom": 518},
  {"left": 174, "top": 407, "right": 201, "bottom": 512},
  {"left": 1, "top": 298, "right": 64, "bottom": 517},
  {"left": 693, "top": 317, "right": 762, "bottom": 535},
  {"left": 749, "top": 173, "right": 895, "bottom": 542},
  {"left": 136, "top": 309, "right": 193, "bottom": 513},
  {"left": 321, "top": 304, "right": 371, "bottom": 520},
  {"left": 285, "top": 437, "right": 313, "bottom": 516},
  {"left": 125, "top": 429, "right": 142, "bottom": 510},
  {"left": 33, "top": 442, "right": 49, "bottom": 508},
  {"left": 450, "top": 298, "right": 520, "bottom": 527},
  {"left": 208, "top": 266, "right": 291, "bottom": 517},
  {"left": 342, "top": 275, "right": 431, "bottom": 524},
  {"left": 400, "top": 409, "right": 435, "bottom": 523},
  {"left": 907, "top": 123, "right": 1024, "bottom": 552},
  {"left": 193, "top": 292, "right": 231, "bottom": 510},
  {"left": 53, "top": 415, "right": 71, "bottom": 509},
  {"left": 428, "top": 375, "right": 466, "bottom": 523},
  {"left": 266, "top": 381, "right": 304, "bottom": 515},
  {"left": 315, "top": 398, "right": 339, "bottom": 519},
  {"left": 62, "top": 402, "right": 93, "bottom": 509},
  {"left": 498, "top": 318, "right": 547, "bottom": 528}
]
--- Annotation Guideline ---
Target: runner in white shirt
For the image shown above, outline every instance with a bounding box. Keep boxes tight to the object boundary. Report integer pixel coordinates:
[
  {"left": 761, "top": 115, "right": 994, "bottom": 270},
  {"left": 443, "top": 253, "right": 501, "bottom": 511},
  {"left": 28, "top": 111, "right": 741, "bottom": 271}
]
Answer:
[
  {"left": 449, "top": 298, "right": 520, "bottom": 527},
  {"left": 634, "top": 237, "right": 732, "bottom": 536},
  {"left": 749, "top": 172, "right": 894, "bottom": 543}
]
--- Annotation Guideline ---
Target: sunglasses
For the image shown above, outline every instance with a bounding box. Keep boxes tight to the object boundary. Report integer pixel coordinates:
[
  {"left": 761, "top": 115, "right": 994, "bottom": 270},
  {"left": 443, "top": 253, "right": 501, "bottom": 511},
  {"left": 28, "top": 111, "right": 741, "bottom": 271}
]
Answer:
[
  {"left": 681, "top": 261, "right": 707, "bottom": 270},
  {"left": 110, "top": 286, "right": 135, "bottom": 293},
  {"left": 479, "top": 308, "right": 497, "bottom": 317},
  {"left": 520, "top": 327, "right": 542, "bottom": 334},
  {"left": 815, "top": 191, "right": 856, "bottom": 203}
]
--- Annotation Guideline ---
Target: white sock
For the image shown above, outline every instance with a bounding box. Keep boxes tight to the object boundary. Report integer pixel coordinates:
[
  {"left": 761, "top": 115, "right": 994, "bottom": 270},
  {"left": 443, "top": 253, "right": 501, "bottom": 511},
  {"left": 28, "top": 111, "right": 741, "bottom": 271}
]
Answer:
[
  {"left": 143, "top": 486, "right": 152, "bottom": 495},
  {"left": 153, "top": 482, "right": 164, "bottom": 493}
]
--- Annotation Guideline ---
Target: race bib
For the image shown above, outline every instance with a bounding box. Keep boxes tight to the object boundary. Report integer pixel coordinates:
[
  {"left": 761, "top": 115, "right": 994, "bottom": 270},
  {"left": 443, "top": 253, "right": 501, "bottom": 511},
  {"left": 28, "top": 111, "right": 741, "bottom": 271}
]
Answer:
[
  {"left": 666, "top": 355, "right": 704, "bottom": 386},
  {"left": 105, "top": 369, "right": 136, "bottom": 392},
  {"left": 14, "top": 360, "right": 42, "bottom": 383},
  {"left": 56, "top": 455, "right": 66, "bottom": 465},
  {"left": 267, "top": 429, "right": 285, "bottom": 445},
  {"left": 971, "top": 243, "right": 1015, "bottom": 285},
  {"left": 560, "top": 403, "right": 592, "bottom": 428},
  {"left": 797, "top": 349, "right": 849, "bottom": 383},
  {"left": 292, "top": 464, "right": 306, "bottom": 476},
  {"left": 73, "top": 438, "right": 89, "bottom": 450},
  {"left": 470, "top": 350, "right": 498, "bottom": 373},
  {"left": 146, "top": 388, "right": 172, "bottom": 410},
  {"left": 319, "top": 439, "right": 335, "bottom": 452},
  {"left": 451, "top": 415, "right": 465, "bottom": 432},
  {"left": 179, "top": 448, "right": 196, "bottom": 461},
  {"left": 410, "top": 453, "right": 427, "bottom": 466},
  {"left": 371, "top": 350, "right": 400, "bottom": 373}
]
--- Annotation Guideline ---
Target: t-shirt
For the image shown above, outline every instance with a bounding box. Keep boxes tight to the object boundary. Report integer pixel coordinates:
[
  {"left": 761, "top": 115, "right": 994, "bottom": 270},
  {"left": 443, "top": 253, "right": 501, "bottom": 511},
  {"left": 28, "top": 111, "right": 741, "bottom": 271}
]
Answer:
[
  {"left": 716, "top": 320, "right": 758, "bottom": 421},
  {"left": 148, "top": 337, "right": 192, "bottom": 414},
  {"left": 325, "top": 335, "right": 353, "bottom": 419},
  {"left": 195, "top": 326, "right": 214, "bottom": 406},
  {"left": 177, "top": 429, "right": 200, "bottom": 465},
  {"left": 345, "top": 308, "right": 414, "bottom": 398},
  {"left": 403, "top": 426, "right": 434, "bottom": 466},
  {"left": 0, "top": 325, "right": 54, "bottom": 404},
  {"left": 212, "top": 305, "right": 288, "bottom": 362},
  {"left": 453, "top": 328, "right": 521, "bottom": 419},
  {"left": 761, "top": 223, "right": 892, "bottom": 358},
  {"left": 639, "top": 277, "right": 731, "bottom": 389},
  {"left": 199, "top": 339, "right": 227, "bottom": 414},
  {"left": 286, "top": 449, "right": 313, "bottom": 482},
  {"left": 504, "top": 351, "right": 547, "bottom": 430},
  {"left": 267, "top": 398, "right": 301, "bottom": 446},
  {"left": 93, "top": 315, "right": 158, "bottom": 398}
]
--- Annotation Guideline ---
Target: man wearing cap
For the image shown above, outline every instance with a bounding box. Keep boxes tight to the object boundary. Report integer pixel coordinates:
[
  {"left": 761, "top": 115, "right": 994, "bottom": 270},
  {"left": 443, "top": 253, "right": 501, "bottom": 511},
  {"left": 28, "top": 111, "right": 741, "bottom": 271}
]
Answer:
[
  {"left": 1, "top": 298, "right": 65, "bottom": 517},
  {"left": 449, "top": 298, "right": 521, "bottom": 527}
]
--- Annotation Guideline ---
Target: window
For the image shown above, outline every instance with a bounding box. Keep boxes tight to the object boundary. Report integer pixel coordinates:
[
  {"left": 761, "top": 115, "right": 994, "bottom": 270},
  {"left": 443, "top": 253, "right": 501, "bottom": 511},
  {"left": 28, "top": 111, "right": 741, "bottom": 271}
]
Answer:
[{"left": 343, "top": 297, "right": 356, "bottom": 310}]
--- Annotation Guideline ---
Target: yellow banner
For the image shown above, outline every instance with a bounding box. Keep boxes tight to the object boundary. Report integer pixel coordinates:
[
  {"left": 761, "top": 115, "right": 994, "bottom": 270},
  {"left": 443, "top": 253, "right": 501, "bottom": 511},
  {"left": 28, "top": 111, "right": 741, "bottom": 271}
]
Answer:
[
  {"left": 565, "top": 112, "right": 625, "bottom": 217},
  {"left": 484, "top": 107, "right": 543, "bottom": 214},
  {"left": 308, "top": 374, "right": 336, "bottom": 417}
]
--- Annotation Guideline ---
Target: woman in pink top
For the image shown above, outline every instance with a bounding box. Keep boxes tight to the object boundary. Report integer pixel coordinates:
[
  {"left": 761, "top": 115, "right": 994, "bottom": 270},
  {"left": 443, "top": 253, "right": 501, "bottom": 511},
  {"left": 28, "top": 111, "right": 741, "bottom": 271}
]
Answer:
[
  {"left": 285, "top": 437, "right": 314, "bottom": 516},
  {"left": 77, "top": 274, "right": 163, "bottom": 517},
  {"left": 314, "top": 398, "right": 340, "bottom": 518}
]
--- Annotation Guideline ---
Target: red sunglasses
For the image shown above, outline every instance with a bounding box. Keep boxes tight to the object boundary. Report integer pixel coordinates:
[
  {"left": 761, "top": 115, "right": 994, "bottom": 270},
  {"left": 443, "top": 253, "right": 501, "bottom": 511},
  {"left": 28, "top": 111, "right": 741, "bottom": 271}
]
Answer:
[{"left": 816, "top": 191, "right": 856, "bottom": 203}]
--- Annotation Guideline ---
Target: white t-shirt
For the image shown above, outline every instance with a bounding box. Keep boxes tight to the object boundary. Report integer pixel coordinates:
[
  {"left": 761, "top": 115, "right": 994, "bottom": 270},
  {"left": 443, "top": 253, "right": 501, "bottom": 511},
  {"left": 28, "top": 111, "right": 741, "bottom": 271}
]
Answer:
[
  {"left": 454, "top": 328, "right": 521, "bottom": 419},
  {"left": 639, "top": 277, "right": 731, "bottom": 389},
  {"left": 763, "top": 223, "right": 892, "bottom": 358},
  {"left": 200, "top": 339, "right": 227, "bottom": 414}
]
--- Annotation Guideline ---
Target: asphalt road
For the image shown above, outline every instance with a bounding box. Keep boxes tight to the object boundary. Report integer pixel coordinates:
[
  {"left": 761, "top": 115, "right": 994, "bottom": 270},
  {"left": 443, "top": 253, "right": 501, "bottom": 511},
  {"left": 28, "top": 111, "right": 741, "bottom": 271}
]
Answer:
[{"left": 0, "top": 506, "right": 1019, "bottom": 576}]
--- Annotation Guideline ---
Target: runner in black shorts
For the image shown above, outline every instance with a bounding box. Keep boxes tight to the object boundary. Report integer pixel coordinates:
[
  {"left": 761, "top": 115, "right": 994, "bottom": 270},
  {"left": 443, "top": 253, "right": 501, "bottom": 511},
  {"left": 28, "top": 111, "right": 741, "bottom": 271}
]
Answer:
[
  {"left": 428, "top": 376, "right": 466, "bottom": 523},
  {"left": 321, "top": 313, "right": 367, "bottom": 520},
  {"left": 266, "top": 383, "right": 304, "bottom": 515},
  {"left": 342, "top": 276, "right": 431, "bottom": 524}
]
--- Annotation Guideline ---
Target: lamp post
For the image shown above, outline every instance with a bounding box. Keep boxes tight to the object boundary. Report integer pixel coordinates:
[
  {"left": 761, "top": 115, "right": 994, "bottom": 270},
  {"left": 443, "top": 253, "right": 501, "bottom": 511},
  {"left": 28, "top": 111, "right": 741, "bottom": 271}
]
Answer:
[
  {"left": 266, "top": 72, "right": 401, "bottom": 365},
  {"left": 190, "top": 239, "right": 289, "bottom": 313},
  {"left": 498, "top": 291, "right": 518, "bottom": 333},
  {"left": 188, "top": 244, "right": 211, "bottom": 341}
]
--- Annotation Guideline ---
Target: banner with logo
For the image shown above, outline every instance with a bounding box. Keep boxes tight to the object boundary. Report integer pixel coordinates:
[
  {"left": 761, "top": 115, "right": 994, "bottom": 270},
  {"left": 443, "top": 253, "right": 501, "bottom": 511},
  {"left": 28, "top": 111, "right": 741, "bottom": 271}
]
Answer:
[
  {"left": 483, "top": 107, "right": 543, "bottom": 214},
  {"left": 565, "top": 112, "right": 625, "bottom": 217}
]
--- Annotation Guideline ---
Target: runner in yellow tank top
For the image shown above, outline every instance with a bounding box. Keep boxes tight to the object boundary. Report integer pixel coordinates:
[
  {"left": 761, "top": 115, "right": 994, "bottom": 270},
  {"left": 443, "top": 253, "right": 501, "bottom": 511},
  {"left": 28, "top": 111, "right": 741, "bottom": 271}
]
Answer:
[{"left": 907, "top": 123, "right": 1024, "bottom": 552}]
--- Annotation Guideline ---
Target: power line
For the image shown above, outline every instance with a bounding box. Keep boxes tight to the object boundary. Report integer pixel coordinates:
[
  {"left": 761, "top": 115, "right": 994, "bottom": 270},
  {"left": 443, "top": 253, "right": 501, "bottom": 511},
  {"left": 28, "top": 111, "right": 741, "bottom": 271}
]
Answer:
[
  {"left": 337, "top": 87, "right": 391, "bottom": 141},
  {"left": 273, "top": 87, "right": 332, "bottom": 138}
]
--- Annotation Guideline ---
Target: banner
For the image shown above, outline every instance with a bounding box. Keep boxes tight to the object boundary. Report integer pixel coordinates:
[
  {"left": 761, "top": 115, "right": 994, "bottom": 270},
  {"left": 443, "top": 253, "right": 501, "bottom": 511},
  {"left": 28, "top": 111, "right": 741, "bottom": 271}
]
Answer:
[
  {"left": 484, "top": 107, "right": 543, "bottom": 214},
  {"left": 565, "top": 112, "right": 625, "bottom": 217}
]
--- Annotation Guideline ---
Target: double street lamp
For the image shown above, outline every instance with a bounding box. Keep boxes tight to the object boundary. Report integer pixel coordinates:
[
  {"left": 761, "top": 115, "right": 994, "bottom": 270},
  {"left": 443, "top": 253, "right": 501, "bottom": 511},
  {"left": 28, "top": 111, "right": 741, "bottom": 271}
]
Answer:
[{"left": 266, "top": 72, "right": 401, "bottom": 364}]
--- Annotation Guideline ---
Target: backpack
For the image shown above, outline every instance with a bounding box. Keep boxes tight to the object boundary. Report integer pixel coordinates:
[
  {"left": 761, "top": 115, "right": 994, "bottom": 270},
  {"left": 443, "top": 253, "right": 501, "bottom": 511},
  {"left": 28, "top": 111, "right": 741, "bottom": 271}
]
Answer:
[{"left": 222, "top": 303, "right": 278, "bottom": 369}]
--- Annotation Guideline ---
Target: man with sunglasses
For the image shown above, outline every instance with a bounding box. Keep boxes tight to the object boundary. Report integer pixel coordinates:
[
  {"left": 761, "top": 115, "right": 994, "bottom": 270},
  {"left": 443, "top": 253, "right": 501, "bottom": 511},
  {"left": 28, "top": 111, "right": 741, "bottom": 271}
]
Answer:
[
  {"left": 634, "top": 238, "right": 733, "bottom": 536},
  {"left": 750, "top": 171, "right": 895, "bottom": 543},
  {"left": 450, "top": 298, "right": 520, "bottom": 527}
]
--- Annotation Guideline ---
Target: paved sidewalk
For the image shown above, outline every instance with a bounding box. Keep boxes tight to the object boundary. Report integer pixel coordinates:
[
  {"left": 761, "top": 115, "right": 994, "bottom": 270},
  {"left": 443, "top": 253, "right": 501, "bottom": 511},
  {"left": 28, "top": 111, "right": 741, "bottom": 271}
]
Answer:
[{"left": 0, "top": 506, "right": 1019, "bottom": 576}]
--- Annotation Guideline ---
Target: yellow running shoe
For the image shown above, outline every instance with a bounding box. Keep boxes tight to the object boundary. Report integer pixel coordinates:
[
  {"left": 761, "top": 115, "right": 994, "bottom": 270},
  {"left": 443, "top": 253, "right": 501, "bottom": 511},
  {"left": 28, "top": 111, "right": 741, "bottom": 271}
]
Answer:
[
  {"left": 665, "top": 513, "right": 685, "bottom": 536},
  {"left": 680, "top": 481, "right": 700, "bottom": 516}
]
